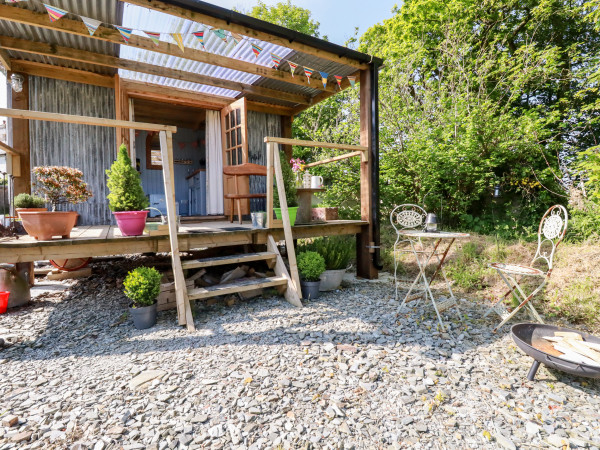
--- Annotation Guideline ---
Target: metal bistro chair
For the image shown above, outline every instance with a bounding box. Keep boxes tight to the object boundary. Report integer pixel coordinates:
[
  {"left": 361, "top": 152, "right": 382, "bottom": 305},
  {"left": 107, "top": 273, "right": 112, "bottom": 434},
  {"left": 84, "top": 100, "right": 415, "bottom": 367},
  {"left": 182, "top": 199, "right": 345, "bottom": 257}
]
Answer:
[{"left": 484, "top": 205, "right": 568, "bottom": 332}]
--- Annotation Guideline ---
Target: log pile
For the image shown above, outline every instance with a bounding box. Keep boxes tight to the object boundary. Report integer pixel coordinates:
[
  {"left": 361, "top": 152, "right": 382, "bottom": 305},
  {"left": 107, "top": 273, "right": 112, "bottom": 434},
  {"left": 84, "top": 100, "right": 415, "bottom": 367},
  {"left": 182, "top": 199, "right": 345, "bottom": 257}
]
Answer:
[{"left": 542, "top": 332, "right": 600, "bottom": 367}]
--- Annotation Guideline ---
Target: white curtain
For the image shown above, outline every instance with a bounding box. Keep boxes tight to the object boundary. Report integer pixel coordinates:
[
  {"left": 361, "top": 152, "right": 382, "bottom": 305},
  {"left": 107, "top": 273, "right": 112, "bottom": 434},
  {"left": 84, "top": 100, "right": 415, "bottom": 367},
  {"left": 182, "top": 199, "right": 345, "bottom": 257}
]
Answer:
[{"left": 205, "top": 110, "right": 224, "bottom": 215}]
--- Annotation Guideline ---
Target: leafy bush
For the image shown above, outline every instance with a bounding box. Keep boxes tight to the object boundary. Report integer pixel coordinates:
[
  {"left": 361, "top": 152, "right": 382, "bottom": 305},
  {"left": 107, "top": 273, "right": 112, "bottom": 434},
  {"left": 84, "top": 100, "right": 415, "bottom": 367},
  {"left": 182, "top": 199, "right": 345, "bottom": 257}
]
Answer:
[
  {"left": 123, "top": 266, "right": 161, "bottom": 307},
  {"left": 567, "top": 202, "right": 600, "bottom": 242},
  {"left": 14, "top": 193, "right": 46, "bottom": 209},
  {"left": 32, "top": 166, "right": 92, "bottom": 211},
  {"left": 299, "top": 236, "right": 354, "bottom": 270},
  {"left": 297, "top": 251, "right": 326, "bottom": 282},
  {"left": 106, "top": 144, "right": 149, "bottom": 212},
  {"left": 274, "top": 151, "right": 298, "bottom": 208}
]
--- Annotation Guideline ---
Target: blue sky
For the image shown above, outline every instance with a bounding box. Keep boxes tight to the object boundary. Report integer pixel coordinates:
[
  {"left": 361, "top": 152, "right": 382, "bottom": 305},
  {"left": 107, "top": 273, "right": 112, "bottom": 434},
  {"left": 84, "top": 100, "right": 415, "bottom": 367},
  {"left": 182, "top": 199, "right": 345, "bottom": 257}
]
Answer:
[{"left": 205, "top": 0, "right": 400, "bottom": 46}]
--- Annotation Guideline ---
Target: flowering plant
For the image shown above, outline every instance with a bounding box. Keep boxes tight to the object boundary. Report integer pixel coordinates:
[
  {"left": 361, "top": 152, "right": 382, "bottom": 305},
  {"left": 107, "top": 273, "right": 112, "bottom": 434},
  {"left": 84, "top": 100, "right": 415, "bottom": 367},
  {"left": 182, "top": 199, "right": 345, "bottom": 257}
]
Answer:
[
  {"left": 290, "top": 158, "right": 305, "bottom": 173},
  {"left": 32, "top": 166, "right": 93, "bottom": 211}
]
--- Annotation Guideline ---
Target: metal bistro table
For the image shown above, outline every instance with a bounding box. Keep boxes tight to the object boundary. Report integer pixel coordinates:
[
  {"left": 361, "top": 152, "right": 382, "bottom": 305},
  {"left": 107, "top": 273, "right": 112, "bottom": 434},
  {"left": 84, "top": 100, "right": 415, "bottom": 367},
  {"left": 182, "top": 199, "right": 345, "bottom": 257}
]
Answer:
[{"left": 398, "top": 230, "right": 470, "bottom": 329}]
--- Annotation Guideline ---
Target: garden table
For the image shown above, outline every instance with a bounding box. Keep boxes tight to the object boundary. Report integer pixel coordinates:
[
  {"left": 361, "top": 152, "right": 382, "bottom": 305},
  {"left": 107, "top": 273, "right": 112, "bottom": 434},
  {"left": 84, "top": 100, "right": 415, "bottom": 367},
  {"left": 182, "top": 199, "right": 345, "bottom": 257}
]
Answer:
[{"left": 398, "top": 230, "right": 470, "bottom": 330}]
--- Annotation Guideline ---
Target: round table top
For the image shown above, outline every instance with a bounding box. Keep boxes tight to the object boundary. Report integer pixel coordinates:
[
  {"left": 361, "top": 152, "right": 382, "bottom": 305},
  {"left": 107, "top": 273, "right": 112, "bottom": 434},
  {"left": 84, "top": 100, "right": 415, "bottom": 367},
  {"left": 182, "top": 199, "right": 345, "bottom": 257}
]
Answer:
[{"left": 399, "top": 230, "right": 471, "bottom": 239}]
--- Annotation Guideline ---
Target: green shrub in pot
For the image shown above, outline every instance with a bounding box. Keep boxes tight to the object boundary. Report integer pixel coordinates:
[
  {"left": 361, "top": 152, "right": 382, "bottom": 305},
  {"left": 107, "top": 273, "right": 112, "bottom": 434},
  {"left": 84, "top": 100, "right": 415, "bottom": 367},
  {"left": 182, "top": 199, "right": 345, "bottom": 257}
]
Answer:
[
  {"left": 123, "top": 266, "right": 161, "bottom": 329},
  {"left": 297, "top": 251, "right": 326, "bottom": 300},
  {"left": 14, "top": 193, "right": 46, "bottom": 209},
  {"left": 299, "top": 236, "right": 355, "bottom": 291}
]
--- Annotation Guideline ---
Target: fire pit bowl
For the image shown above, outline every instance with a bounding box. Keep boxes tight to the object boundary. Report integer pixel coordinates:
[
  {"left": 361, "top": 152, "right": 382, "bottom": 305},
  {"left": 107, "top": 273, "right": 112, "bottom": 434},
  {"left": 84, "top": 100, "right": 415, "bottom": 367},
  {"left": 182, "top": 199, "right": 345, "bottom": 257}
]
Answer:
[{"left": 511, "top": 323, "right": 600, "bottom": 381}]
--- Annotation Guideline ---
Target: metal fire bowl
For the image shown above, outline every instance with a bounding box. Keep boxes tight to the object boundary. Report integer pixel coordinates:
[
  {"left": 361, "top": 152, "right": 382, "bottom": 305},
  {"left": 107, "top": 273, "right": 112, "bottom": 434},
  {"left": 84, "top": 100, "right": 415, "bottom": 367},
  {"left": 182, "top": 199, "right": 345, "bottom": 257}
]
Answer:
[{"left": 511, "top": 323, "right": 600, "bottom": 381}]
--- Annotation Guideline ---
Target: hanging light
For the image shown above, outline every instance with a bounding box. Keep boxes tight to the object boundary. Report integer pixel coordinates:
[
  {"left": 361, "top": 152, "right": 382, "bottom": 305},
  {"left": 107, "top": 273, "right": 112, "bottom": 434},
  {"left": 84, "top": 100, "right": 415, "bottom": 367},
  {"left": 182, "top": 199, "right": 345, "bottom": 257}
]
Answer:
[
  {"left": 10, "top": 74, "right": 24, "bottom": 93},
  {"left": 493, "top": 184, "right": 502, "bottom": 199},
  {"left": 424, "top": 213, "right": 438, "bottom": 232}
]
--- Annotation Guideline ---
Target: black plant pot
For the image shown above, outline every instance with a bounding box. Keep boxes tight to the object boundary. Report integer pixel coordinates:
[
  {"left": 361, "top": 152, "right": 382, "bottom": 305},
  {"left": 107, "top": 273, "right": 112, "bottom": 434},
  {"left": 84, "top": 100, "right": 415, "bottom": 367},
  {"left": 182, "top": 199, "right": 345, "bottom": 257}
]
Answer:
[
  {"left": 300, "top": 280, "right": 321, "bottom": 300},
  {"left": 129, "top": 302, "right": 157, "bottom": 330}
]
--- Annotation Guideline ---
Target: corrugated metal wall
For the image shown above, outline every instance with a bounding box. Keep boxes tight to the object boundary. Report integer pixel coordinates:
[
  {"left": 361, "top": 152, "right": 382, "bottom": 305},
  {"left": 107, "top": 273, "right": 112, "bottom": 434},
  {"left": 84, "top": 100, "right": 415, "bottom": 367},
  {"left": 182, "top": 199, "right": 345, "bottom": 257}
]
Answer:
[
  {"left": 29, "top": 77, "right": 116, "bottom": 225},
  {"left": 247, "top": 110, "right": 281, "bottom": 212}
]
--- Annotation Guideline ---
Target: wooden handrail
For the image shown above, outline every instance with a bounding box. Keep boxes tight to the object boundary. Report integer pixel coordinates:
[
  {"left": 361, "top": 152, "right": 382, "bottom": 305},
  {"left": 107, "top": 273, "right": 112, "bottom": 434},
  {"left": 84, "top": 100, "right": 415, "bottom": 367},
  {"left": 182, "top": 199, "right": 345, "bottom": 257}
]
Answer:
[
  {"left": 264, "top": 136, "right": 367, "bottom": 152},
  {"left": 304, "top": 151, "right": 364, "bottom": 168}
]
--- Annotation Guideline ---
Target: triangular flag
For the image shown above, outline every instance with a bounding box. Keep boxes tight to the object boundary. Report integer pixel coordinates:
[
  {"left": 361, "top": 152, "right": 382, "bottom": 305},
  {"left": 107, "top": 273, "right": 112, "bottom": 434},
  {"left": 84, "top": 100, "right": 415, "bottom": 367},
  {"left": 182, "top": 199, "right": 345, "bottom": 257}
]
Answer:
[
  {"left": 212, "top": 29, "right": 228, "bottom": 43},
  {"left": 192, "top": 31, "right": 205, "bottom": 47},
  {"left": 80, "top": 16, "right": 102, "bottom": 36},
  {"left": 144, "top": 31, "right": 161, "bottom": 46},
  {"left": 115, "top": 26, "right": 133, "bottom": 43},
  {"left": 43, "top": 4, "right": 68, "bottom": 22},
  {"left": 171, "top": 33, "right": 185, "bottom": 52},
  {"left": 251, "top": 43, "right": 263, "bottom": 58},
  {"left": 334, "top": 75, "right": 343, "bottom": 88},
  {"left": 288, "top": 61, "right": 298, "bottom": 77},
  {"left": 319, "top": 71, "right": 328, "bottom": 89},
  {"left": 304, "top": 67, "right": 315, "bottom": 83},
  {"left": 347, "top": 76, "right": 356, "bottom": 88},
  {"left": 231, "top": 32, "right": 243, "bottom": 45},
  {"left": 270, "top": 53, "right": 282, "bottom": 69}
]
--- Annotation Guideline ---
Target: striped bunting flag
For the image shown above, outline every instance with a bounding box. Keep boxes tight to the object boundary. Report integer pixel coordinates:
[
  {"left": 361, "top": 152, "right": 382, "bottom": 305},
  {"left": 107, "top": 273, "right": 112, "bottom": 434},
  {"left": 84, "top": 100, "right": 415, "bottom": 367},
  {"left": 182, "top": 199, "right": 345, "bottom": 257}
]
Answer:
[
  {"left": 270, "top": 53, "right": 282, "bottom": 69},
  {"left": 231, "top": 32, "right": 243, "bottom": 45},
  {"left": 192, "top": 31, "right": 205, "bottom": 47},
  {"left": 288, "top": 61, "right": 298, "bottom": 77},
  {"left": 334, "top": 75, "right": 343, "bottom": 88},
  {"left": 115, "top": 25, "right": 133, "bottom": 43},
  {"left": 171, "top": 33, "right": 185, "bottom": 52},
  {"left": 80, "top": 16, "right": 102, "bottom": 36},
  {"left": 319, "top": 71, "right": 328, "bottom": 89},
  {"left": 304, "top": 67, "right": 315, "bottom": 83},
  {"left": 212, "top": 29, "right": 228, "bottom": 43},
  {"left": 144, "top": 31, "right": 161, "bottom": 46},
  {"left": 43, "top": 4, "right": 68, "bottom": 22},
  {"left": 251, "top": 43, "right": 263, "bottom": 58},
  {"left": 347, "top": 75, "right": 356, "bottom": 88}
]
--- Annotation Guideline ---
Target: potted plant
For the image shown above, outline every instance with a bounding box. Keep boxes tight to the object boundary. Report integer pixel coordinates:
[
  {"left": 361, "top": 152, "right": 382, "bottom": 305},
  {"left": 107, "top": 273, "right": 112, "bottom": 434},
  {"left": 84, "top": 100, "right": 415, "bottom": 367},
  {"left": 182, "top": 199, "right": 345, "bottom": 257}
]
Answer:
[
  {"left": 302, "top": 236, "right": 354, "bottom": 291},
  {"left": 106, "top": 144, "right": 149, "bottom": 236},
  {"left": 123, "top": 266, "right": 161, "bottom": 330},
  {"left": 274, "top": 151, "right": 299, "bottom": 225},
  {"left": 18, "top": 166, "right": 92, "bottom": 240},
  {"left": 14, "top": 193, "right": 46, "bottom": 213},
  {"left": 297, "top": 250, "right": 326, "bottom": 300}
]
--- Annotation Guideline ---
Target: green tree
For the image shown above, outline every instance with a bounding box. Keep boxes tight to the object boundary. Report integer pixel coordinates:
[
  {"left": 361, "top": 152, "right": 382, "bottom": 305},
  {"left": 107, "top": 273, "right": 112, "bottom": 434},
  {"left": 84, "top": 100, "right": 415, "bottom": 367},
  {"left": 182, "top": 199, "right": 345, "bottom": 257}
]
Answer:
[
  {"left": 244, "top": 0, "right": 323, "bottom": 38},
  {"left": 106, "top": 144, "right": 149, "bottom": 212}
]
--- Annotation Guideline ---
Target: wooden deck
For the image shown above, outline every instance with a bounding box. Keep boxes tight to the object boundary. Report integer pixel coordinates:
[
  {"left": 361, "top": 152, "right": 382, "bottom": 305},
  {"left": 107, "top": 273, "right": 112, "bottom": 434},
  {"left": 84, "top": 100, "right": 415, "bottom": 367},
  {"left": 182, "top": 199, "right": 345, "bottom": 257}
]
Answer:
[{"left": 3, "top": 220, "right": 367, "bottom": 263}]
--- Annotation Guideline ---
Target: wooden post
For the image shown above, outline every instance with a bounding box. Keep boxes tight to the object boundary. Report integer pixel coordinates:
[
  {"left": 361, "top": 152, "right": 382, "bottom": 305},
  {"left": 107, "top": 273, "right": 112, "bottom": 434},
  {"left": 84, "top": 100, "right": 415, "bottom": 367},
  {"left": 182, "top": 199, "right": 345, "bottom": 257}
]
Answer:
[
  {"left": 128, "top": 97, "right": 136, "bottom": 168},
  {"left": 357, "top": 67, "right": 378, "bottom": 279},
  {"left": 159, "top": 130, "right": 195, "bottom": 331},
  {"left": 266, "top": 141, "right": 274, "bottom": 229},
  {"left": 280, "top": 115, "right": 293, "bottom": 161},
  {"left": 9, "top": 72, "right": 30, "bottom": 195}
]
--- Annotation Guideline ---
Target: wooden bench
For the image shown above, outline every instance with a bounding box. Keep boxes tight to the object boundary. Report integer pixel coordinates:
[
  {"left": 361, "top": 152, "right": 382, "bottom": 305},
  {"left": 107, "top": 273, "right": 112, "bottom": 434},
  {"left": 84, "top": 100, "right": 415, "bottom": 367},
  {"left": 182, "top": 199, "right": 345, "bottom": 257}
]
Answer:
[{"left": 223, "top": 163, "right": 267, "bottom": 224}]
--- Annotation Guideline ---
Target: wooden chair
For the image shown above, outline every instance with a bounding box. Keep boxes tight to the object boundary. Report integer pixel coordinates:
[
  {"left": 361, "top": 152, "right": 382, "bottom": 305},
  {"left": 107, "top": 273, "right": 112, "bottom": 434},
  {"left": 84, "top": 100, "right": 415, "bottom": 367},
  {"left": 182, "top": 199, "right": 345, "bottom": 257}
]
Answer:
[{"left": 223, "top": 163, "right": 267, "bottom": 224}]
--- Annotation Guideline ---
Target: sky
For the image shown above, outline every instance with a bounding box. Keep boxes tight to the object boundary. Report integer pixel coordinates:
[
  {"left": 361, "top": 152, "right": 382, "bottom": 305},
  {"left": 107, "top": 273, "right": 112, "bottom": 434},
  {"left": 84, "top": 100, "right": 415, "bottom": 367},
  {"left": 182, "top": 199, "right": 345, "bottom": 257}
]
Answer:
[{"left": 204, "top": 0, "right": 400, "bottom": 46}]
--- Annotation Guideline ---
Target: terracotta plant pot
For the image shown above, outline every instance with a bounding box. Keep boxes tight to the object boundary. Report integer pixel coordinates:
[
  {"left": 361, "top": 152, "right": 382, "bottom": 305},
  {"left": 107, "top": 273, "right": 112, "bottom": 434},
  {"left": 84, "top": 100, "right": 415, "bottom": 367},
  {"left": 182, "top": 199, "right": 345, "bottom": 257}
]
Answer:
[
  {"left": 15, "top": 208, "right": 47, "bottom": 213},
  {"left": 113, "top": 210, "right": 149, "bottom": 236},
  {"left": 17, "top": 211, "right": 78, "bottom": 241}
]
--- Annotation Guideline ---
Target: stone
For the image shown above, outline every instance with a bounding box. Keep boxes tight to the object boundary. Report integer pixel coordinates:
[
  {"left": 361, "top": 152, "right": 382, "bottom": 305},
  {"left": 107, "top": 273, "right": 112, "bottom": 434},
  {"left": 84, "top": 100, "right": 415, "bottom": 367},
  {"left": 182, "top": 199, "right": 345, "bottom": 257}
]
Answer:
[
  {"left": 495, "top": 433, "right": 516, "bottom": 450},
  {"left": 12, "top": 431, "right": 32, "bottom": 442},
  {"left": 2, "top": 414, "right": 18, "bottom": 427},
  {"left": 128, "top": 370, "right": 166, "bottom": 390}
]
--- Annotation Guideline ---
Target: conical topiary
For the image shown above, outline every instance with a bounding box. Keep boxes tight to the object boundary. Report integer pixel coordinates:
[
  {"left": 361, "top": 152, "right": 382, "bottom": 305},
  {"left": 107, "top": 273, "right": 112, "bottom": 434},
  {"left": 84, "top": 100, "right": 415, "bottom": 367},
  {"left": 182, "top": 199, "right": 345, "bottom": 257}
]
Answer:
[{"left": 106, "top": 144, "right": 149, "bottom": 212}]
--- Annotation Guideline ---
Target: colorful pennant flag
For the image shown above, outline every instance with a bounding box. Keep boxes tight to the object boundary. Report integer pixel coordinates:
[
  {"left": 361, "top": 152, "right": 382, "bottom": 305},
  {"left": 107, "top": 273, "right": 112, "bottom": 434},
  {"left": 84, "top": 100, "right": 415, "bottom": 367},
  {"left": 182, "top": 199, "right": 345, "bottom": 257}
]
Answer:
[
  {"left": 171, "top": 33, "right": 185, "bottom": 52},
  {"left": 288, "top": 61, "right": 298, "bottom": 77},
  {"left": 115, "top": 25, "right": 133, "bottom": 43},
  {"left": 212, "top": 29, "right": 228, "bottom": 43},
  {"left": 334, "top": 75, "right": 343, "bottom": 88},
  {"left": 231, "top": 32, "right": 243, "bottom": 45},
  {"left": 80, "top": 16, "right": 102, "bottom": 36},
  {"left": 304, "top": 67, "right": 315, "bottom": 83},
  {"left": 347, "top": 75, "right": 356, "bottom": 88},
  {"left": 270, "top": 53, "right": 282, "bottom": 69},
  {"left": 144, "top": 31, "right": 161, "bottom": 46},
  {"left": 43, "top": 4, "right": 69, "bottom": 22},
  {"left": 251, "top": 43, "right": 263, "bottom": 58},
  {"left": 319, "top": 71, "right": 328, "bottom": 89},
  {"left": 192, "top": 31, "right": 205, "bottom": 47}
]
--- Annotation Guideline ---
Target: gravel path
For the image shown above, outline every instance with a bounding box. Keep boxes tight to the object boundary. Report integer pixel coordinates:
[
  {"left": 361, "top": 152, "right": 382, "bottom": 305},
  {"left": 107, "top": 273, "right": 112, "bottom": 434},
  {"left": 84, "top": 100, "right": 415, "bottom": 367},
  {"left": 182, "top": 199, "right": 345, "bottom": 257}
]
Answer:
[{"left": 0, "top": 259, "right": 599, "bottom": 449}]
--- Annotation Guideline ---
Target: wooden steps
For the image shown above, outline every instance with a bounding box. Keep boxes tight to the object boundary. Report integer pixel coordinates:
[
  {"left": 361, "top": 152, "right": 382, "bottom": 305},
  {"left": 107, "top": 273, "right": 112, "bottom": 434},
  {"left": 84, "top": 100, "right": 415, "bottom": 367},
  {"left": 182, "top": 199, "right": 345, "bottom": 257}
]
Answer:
[
  {"left": 182, "top": 252, "right": 277, "bottom": 270},
  {"left": 188, "top": 276, "right": 287, "bottom": 300}
]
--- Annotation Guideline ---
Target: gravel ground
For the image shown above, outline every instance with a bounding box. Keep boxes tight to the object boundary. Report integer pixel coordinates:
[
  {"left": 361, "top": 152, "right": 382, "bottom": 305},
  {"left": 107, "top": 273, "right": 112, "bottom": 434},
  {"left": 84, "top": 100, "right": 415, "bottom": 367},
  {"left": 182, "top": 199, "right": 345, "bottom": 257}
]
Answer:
[{"left": 0, "top": 258, "right": 599, "bottom": 450}]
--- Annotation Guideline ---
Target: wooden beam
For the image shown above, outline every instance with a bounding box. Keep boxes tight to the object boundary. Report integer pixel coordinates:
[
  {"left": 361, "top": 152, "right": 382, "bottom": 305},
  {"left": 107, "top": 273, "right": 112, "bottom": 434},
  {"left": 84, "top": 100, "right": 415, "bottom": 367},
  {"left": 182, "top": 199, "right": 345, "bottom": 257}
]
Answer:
[
  {"left": 267, "top": 235, "right": 302, "bottom": 307},
  {"left": 10, "top": 60, "right": 114, "bottom": 88},
  {"left": 0, "top": 107, "right": 178, "bottom": 132},
  {"left": 247, "top": 101, "right": 294, "bottom": 116},
  {"left": 280, "top": 115, "right": 293, "bottom": 161},
  {"left": 291, "top": 70, "right": 361, "bottom": 116},
  {"left": 304, "top": 151, "right": 363, "bottom": 168},
  {"left": 122, "top": 79, "right": 232, "bottom": 109},
  {"left": 264, "top": 136, "right": 368, "bottom": 152},
  {"left": 1, "top": 140, "right": 23, "bottom": 178},
  {"left": 120, "top": 0, "right": 369, "bottom": 70},
  {"left": 9, "top": 73, "right": 29, "bottom": 195},
  {"left": 0, "top": 141, "right": 18, "bottom": 156},
  {"left": 0, "top": 47, "right": 11, "bottom": 71},
  {"left": 0, "top": 35, "right": 311, "bottom": 106},
  {"left": 0, "top": 3, "right": 335, "bottom": 93}
]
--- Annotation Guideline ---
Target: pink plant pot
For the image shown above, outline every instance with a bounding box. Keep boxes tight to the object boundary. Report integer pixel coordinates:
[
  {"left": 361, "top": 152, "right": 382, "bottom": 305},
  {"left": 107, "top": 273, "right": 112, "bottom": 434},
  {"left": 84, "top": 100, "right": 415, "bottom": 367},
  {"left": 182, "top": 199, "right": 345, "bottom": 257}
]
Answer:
[{"left": 113, "top": 210, "right": 149, "bottom": 236}]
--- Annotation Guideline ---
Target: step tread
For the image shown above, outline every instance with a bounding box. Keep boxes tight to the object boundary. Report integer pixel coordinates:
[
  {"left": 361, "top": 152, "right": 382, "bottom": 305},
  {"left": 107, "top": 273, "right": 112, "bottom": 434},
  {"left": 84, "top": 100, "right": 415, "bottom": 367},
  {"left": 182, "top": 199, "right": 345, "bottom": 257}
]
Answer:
[
  {"left": 182, "top": 252, "right": 278, "bottom": 269},
  {"left": 188, "top": 276, "right": 287, "bottom": 300}
]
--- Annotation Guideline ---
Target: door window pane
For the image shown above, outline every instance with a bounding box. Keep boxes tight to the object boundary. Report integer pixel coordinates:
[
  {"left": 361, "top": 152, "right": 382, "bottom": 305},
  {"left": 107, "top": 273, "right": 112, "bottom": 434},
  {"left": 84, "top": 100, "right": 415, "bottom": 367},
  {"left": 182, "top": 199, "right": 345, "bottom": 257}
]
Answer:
[
  {"left": 238, "top": 147, "right": 242, "bottom": 165},
  {"left": 235, "top": 108, "right": 241, "bottom": 126},
  {"left": 231, "top": 130, "right": 236, "bottom": 147},
  {"left": 236, "top": 127, "right": 241, "bottom": 147}
]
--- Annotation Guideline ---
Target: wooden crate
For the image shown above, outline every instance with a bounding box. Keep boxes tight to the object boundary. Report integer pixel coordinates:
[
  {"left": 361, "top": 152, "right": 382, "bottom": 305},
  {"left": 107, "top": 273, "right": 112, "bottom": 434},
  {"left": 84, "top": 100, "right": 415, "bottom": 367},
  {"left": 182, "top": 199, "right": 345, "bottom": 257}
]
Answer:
[
  {"left": 311, "top": 207, "right": 338, "bottom": 221},
  {"left": 157, "top": 278, "right": 194, "bottom": 311}
]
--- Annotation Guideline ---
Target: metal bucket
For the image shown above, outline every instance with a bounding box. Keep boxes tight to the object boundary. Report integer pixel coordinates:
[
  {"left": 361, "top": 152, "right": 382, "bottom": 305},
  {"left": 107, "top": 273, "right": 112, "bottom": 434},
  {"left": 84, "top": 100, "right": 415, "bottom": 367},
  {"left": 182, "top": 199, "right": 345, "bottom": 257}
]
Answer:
[
  {"left": 0, "top": 264, "right": 31, "bottom": 308},
  {"left": 251, "top": 212, "right": 266, "bottom": 228}
]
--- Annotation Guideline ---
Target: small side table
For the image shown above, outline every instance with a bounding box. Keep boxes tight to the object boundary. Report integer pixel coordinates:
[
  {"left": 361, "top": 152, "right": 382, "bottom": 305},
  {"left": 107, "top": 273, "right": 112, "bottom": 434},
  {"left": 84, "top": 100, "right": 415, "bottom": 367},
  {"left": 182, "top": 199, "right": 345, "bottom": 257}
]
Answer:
[{"left": 295, "top": 188, "right": 325, "bottom": 224}]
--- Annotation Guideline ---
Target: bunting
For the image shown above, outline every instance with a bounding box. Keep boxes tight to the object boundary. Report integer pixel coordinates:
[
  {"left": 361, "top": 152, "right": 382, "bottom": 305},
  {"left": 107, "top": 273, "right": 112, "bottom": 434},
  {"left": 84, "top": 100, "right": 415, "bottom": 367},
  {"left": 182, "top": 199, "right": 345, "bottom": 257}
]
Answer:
[
  {"left": 115, "top": 25, "right": 133, "bottom": 43},
  {"left": 231, "top": 32, "right": 243, "bottom": 45},
  {"left": 347, "top": 76, "right": 356, "bottom": 88},
  {"left": 192, "top": 31, "right": 205, "bottom": 47},
  {"left": 212, "top": 29, "right": 228, "bottom": 43},
  {"left": 288, "top": 61, "right": 298, "bottom": 77},
  {"left": 304, "top": 67, "right": 315, "bottom": 83},
  {"left": 171, "top": 33, "right": 185, "bottom": 52},
  {"left": 145, "top": 31, "right": 161, "bottom": 46},
  {"left": 80, "top": 16, "right": 102, "bottom": 36},
  {"left": 251, "top": 43, "right": 263, "bottom": 58},
  {"left": 334, "top": 75, "right": 343, "bottom": 88},
  {"left": 319, "top": 71, "right": 328, "bottom": 89},
  {"left": 270, "top": 53, "right": 282, "bottom": 69},
  {"left": 43, "top": 4, "right": 68, "bottom": 22}
]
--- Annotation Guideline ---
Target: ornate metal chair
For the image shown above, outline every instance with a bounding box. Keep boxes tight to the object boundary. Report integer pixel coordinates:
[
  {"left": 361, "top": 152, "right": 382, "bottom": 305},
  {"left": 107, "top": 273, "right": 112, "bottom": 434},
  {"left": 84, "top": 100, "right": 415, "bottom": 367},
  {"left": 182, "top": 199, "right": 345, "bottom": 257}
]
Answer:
[{"left": 484, "top": 205, "right": 568, "bottom": 332}]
